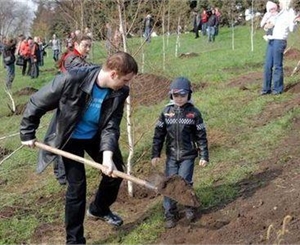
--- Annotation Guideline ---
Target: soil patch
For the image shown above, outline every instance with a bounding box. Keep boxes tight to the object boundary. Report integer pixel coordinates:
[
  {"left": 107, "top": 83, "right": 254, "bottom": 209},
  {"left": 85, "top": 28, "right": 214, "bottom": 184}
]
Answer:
[
  {"left": 285, "top": 81, "right": 300, "bottom": 93},
  {"left": 284, "top": 48, "right": 300, "bottom": 60},
  {"left": 158, "top": 175, "right": 200, "bottom": 207},
  {"left": 14, "top": 87, "right": 38, "bottom": 96},
  {"left": 251, "top": 95, "right": 300, "bottom": 127},
  {"left": 0, "top": 147, "right": 11, "bottom": 159},
  {"left": 131, "top": 73, "right": 171, "bottom": 107},
  {"left": 178, "top": 52, "right": 199, "bottom": 58},
  {"left": 228, "top": 71, "right": 262, "bottom": 88},
  {"left": 7, "top": 103, "right": 27, "bottom": 116},
  {"left": 131, "top": 73, "right": 207, "bottom": 107}
]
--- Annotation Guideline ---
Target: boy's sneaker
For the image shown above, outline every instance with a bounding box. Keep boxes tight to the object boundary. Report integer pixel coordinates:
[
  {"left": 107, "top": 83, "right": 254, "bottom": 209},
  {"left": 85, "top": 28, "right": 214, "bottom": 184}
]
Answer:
[
  {"left": 165, "top": 218, "right": 176, "bottom": 229},
  {"left": 86, "top": 208, "right": 123, "bottom": 227}
]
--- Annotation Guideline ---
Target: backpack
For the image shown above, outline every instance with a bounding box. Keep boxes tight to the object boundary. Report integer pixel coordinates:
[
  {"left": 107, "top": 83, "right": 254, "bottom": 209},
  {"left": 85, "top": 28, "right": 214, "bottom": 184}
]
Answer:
[{"left": 3, "top": 46, "right": 15, "bottom": 65}]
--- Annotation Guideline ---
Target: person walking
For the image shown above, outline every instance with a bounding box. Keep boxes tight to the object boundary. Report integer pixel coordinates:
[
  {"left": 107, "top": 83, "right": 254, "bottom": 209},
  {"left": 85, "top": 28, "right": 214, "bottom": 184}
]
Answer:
[
  {"left": 192, "top": 10, "right": 201, "bottom": 39},
  {"left": 20, "top": 51, "right": 138, "bottom": 244},
  {"left": 49, "top": 34, "right": 61, "bottom": 62},
  {"left": 2, "top": 38, "right": 16, "bottom": 89},
  {"left": 261, "top": 0, "right": 298, "bottom": 95},
  {"left": 151, "top": 77, "right": 209, "bottom": 229},
  {"left": 143, "top": 14, "right": 154, "bottom": 43},
  {"left": 206, "top": 8, "right": 217, "bottom": 42}
]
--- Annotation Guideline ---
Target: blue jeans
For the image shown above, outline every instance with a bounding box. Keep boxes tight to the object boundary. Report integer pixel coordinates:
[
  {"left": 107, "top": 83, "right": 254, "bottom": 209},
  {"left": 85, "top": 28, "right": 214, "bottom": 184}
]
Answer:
[
  {"left": 144, "top": 27, "right": 151, "bottom": 43},
  {"left": 201, "top": 22, "right": 207, "bottom": 36},
  {"left": 163, "top": 158, "right": 195, "bottom": 218},
  {"left": 5, "top": 63, "right": 15, "bottom": 89},
  {"left": 53, "top": 49, "right": 60, "bottom": 62},
  {"left": 262, "top": 39, "right": 287, "bottom": 94},
  {"left": 207, "top": 26, "right": 215, "bottom": 42}
]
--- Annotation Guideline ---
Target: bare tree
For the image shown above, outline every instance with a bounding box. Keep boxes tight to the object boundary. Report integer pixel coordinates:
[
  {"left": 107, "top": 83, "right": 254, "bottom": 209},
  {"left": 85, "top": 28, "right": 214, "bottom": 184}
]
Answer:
[{"left": 0, "top": 0, "right": 33, "bottom": 37}]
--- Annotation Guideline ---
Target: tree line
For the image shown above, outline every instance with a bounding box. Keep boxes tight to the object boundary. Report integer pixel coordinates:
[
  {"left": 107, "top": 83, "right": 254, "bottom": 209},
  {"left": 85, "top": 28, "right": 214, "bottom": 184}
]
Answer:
[{"left": 3, "top": 0, "right": 300, "bottom": 41}]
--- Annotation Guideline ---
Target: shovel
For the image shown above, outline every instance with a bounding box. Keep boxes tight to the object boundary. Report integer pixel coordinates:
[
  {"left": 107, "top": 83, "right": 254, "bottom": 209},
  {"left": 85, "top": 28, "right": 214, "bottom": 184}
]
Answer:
[{"left": 35, "top": 141, "right": 200, "bottom": 207}]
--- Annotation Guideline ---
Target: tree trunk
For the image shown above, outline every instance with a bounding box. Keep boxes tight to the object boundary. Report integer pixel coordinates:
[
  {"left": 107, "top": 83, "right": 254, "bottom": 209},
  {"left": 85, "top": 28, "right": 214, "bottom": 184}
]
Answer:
[{"left": 117, "top": 0, "right": 134, "bottom": 197}]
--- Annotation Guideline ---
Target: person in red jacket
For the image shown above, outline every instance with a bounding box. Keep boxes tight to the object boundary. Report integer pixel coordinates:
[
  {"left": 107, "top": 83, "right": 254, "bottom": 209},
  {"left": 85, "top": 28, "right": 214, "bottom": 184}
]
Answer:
[
  {"left": 55, "top": 34, "right": 93, "bottom": 185},
  {"left": 200, "top": 9, "right": 208, "bottom": 36},
  {"left": 58, "top": 34, "right": 92, "bottom": 73},
  {"left": 20, "top": 37, "right": 32, "bottom": 76}
]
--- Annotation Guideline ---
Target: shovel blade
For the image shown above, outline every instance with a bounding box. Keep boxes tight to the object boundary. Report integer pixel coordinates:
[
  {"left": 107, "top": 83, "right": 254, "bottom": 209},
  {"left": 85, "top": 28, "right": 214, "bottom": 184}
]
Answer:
[{"left": 148, "top": 173, "right": 200, "bottom": 207}]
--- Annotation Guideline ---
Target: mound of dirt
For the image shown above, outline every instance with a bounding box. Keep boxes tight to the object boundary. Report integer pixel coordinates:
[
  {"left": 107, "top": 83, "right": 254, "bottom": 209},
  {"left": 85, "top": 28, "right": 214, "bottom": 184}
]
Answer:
[
  {"left": 285, "top": 81, "right": 300, "bottom": 93},
  {"left": 130, "top": 73, "right": 171, "bottom": 106},
  {"left": 178, "top": 52, "right": 199, "bottom": 58},
  {"left": 228, "top": 71, "right": 262, "bottom": 88},
  {"left": 0, "top": 147, "right": 12, "bottom": 159},
  {"left": 284, "top": 48, "right": 300, "bottom": 60},
  {"left": 251, "top": 95, "right": 300, "bottom": 127},
  {"left": 130, "top": 73, "right": 208, "bottom": 107},
  {"left": 158, "top": 174, "right": 200, "bottom": 207},
  {"left": 14, "top": 87, "right": 38, "bottom": 96}
]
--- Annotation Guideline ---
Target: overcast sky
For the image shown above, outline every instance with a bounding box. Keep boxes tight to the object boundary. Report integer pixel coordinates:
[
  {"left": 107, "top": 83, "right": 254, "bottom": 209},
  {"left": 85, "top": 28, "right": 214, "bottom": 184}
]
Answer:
[{"left": 16, "top": 0, "right": 37, "bottom": 11}]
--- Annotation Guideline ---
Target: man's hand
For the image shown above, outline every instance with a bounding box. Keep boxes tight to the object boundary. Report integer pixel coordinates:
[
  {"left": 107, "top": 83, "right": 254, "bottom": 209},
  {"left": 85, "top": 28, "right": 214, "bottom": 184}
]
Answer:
[
  {"left": 151, "top": 157, "right": 160, "bottom": 168},
  {"left": 199, "top": 159, "right": 208, "bottom": 167},
  {"left": 102, "top": 151, "right": 117, "bottom": 177},
  {"left": 21, "top": 139, "right": 36, "bottom": 148}
]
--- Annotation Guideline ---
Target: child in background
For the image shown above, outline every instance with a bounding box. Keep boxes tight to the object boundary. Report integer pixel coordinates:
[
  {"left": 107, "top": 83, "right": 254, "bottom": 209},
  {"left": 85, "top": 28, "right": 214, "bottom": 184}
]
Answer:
[
  {"left": 260, "top": 1, "right": 279, "bottom": 41},
  {"left": 151, "top": 77, "right": 209, "bottom": 229}
]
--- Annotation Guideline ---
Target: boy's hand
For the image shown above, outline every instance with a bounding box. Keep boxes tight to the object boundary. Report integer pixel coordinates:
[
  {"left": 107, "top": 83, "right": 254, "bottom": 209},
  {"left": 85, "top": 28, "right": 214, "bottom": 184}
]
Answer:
[
  {"left": 199, "top": 159, "right": 208, "bottom": 167},
  {"left": 151, "top": 157, "right": 160, "bottom": 167}
]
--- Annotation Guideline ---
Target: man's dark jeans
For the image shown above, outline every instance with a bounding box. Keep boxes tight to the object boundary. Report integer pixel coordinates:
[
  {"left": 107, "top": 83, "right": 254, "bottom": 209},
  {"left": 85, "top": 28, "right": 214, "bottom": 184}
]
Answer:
[{"left": 62, "top": 138, "right": 123, "bottom": 244}]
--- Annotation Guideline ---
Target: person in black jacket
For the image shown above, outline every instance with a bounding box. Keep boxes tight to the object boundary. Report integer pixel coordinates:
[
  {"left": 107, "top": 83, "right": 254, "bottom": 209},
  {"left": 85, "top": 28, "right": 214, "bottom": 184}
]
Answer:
[
  {"left": 20, "top": 51, "right": 138, "bottom": 244},
  {"left": 3, "top": 38, "right": 17, "bottom": 89},
  {"left": 206, "top": 8, "right": 217, "bottom": 42},
  {"left": 151, "top": 77, "right": 209, "bottom": 229}
]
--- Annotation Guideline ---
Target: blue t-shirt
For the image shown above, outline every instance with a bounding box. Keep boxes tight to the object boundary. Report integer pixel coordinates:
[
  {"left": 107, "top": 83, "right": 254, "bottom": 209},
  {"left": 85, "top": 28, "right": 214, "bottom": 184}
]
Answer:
[{"left": 72, "top": 84, "right": 109, "bottom": 139}]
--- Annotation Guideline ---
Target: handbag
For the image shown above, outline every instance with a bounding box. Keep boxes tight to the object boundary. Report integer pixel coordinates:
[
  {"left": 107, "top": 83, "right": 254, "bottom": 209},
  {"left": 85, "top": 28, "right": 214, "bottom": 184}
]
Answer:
[{"left": 16, "top": 56, "right": 24, "bottom": 66}]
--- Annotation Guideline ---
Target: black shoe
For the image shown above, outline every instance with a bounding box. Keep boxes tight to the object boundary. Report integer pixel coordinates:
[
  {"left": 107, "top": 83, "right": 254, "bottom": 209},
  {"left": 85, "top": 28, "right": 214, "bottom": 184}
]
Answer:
[
  {"left": 165, "top": 218, "right": 176, "bottom": 229},
  {"left": 260, "top": 91, "right": 271, "bottom": 96},
  {"left": 86, "top": 209, "right": 123, "bottom": 227},
  {"left": 57, "top": 178, "right": 67, "bottom": 185}
]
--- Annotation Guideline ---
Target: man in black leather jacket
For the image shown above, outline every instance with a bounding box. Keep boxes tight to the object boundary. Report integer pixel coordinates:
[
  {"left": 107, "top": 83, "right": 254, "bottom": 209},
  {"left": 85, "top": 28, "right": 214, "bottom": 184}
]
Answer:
[
  {"left": 151, "top": 77, "right": 209, "bottom": 229},
  {"left": 20, "top": 51, "right": 138, "bottom": 244}
]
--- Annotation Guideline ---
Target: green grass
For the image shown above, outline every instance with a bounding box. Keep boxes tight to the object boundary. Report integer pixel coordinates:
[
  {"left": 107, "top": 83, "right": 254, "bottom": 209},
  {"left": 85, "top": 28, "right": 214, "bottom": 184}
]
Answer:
[{"left": 1, "top": 24, "right": 300, "bottom": 244}]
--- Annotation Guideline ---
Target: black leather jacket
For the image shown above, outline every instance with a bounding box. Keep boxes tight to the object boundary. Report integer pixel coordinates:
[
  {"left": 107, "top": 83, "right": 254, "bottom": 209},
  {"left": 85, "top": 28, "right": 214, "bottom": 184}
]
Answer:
[
  {"left": 152, "top": 102, "right": 209, "bottom": 162},
  {"left": 20, "top": 65, "right": 129, "bottom": 173}
]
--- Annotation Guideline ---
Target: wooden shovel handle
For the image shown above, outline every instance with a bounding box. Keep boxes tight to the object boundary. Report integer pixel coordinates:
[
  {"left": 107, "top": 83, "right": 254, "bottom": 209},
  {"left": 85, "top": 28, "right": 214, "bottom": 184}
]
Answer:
[{"left": 35, "top": 141, "right": 157, "bottom": 191}]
